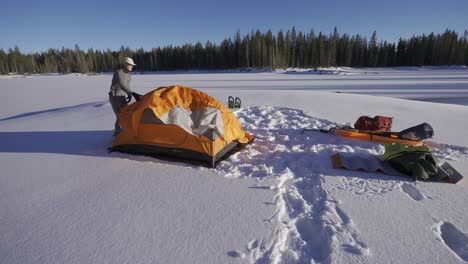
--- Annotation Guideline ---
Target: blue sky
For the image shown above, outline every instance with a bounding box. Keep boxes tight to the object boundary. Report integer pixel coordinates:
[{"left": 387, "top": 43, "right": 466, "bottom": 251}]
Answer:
[{"left": 2, "top": 0, "right": 467, "bottom": 53}]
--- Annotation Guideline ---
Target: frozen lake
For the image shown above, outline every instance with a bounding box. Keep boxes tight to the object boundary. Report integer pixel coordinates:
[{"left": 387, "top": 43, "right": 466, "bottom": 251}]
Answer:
[{"left": 1, "top": 67, "right": 468, "bottom": 264}]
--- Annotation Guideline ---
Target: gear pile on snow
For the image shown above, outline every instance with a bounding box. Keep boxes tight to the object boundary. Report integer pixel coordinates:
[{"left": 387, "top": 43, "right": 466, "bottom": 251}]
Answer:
[{"left": 328, "top": 115, "right": 463, "bottom": 184}]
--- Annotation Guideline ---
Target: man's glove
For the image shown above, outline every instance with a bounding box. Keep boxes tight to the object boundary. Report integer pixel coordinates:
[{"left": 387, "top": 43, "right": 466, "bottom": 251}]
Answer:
[{"left": 132, "top": 92, "right": 143, "bottom": 101}]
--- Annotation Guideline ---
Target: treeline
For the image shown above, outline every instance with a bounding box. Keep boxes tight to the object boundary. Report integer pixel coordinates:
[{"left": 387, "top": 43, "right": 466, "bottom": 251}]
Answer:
[{"left": 1, "top": 28, "right": 467, "bottom": 74}]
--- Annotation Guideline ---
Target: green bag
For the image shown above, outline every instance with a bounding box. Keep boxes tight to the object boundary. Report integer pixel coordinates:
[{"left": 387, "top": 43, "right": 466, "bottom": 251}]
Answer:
[{"left": 382, "top": 143, "right": 438, "bottom": 181}]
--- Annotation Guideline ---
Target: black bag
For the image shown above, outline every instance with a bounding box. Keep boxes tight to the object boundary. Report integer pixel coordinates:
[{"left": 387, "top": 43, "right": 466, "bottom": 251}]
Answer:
[
  {"left": 387, "top": 152, "right": 438, "bottom": 181},
  {"left": 383, "top": 143, "right": 438, "bottom": 181},
  {"left": 398, "top": 123, "right": 434, "bottom": 141}
]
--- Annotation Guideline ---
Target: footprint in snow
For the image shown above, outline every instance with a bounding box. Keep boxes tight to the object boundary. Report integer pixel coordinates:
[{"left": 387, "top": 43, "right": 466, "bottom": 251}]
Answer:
[
  {"left": 227, "top": 239, "right": 261, "bottom": 262},
  {"left": 434, "top": 221, "right": 468, "bottom": 261},
  {"left": 227, "top": 250, "right": 245, "bottom": 259},
  {"left": 331, "top": 206, "right": 370, "bottom": 256},
  {"left": 295, "top": 217, "right": 332, "bottom": 262},
  {"left": 247, "top": 239, "right": 259, "bottom": 251},
  {"left": 400, "top": 183, "right": 425, "bottom": 201}
]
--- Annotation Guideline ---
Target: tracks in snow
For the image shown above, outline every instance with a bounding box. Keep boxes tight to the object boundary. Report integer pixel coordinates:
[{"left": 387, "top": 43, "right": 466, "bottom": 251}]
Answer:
[
  {"left": 434, "top": 221, "right": 468, "bottom": 261},
  {"left": 217, "top": 106, "right": 468, "bottom": 264},
  {"left": 218, "top": 106, "right": 371, "bottom": 263}
]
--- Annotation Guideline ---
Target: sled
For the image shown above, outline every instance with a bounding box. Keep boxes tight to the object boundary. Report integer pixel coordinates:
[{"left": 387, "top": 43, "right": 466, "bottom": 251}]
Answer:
[{"left": 336, "top": 128, "right": 424, "bottom": 146}]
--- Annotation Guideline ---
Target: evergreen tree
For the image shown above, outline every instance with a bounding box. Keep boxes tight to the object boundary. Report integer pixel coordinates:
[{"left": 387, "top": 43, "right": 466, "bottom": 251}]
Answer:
[
  {"left": 329, "top": 27, "right": 339, "bottom": 66},
  {"left": 369, "top": 31, "right": 378, "bottom": 67},
  {"left": 0, "top": 49, "right": 8, "bottom": 73},
  {"left": 285, "top": 30, "right": 291, "bottom": 67},
  {"left": 396, "top": 38, "right": 407, "bottom": 66},
  {"left": 265, "top": 30, "right": 275, "bottom": 68},
  {"left": 242, "top": 35, "right": 250, "bottom": 68},
  {"left": 234, "top": 30, "right": 242, "bottom": 68},
  {"left": 276, "top": 31, "right": 285, "bottom": 68},
  {"left": 318, "top": 32, "right": 326, "bottom": 66},
  {"left": 464, "top": 30, "right": 468, "bottom": 65},
  {"left": 290, "top": 27, "right": 297, "bottom": 67}
]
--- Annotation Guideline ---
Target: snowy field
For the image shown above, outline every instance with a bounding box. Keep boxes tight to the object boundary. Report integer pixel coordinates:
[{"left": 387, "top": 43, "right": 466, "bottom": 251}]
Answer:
[{"left": 1, "top": 67, "right": 468, "bottom": 263}]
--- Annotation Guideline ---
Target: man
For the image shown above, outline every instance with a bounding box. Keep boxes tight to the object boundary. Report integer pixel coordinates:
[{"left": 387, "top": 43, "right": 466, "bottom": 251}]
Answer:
[{"left": 109, "top": 57, "right": 143, "bottom": 136}]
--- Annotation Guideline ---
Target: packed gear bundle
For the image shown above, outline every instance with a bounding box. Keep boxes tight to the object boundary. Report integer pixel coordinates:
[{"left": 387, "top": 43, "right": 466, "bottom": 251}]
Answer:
[
  {"left": 382, "top": 143, "right": 438, "bottom": 181},
  {"left": 323, "top": 114, "right": 463, "bottom": 184},
  {"left": 354, "top": 115, "right": 393, "bottom": 132},
  {"left": 381, "top": 143, "right": 463, "bottom": 183},
  {"left": 331, "top": 143, "right": 464, "bottom": 184},
  {"left": 338, "top": 115, "right": 434, "bottom": 145},
  {"left": 302, "top": 115, "right": 434, "bottom": 146},
  {"left": 397, "top": 123, "right": 434, "bottom": 141}
]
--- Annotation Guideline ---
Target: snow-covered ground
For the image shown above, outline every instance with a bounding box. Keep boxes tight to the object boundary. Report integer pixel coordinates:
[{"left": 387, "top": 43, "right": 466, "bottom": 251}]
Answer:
[{"left": 1, "top": 67, "right": 468, "bottom": 264}]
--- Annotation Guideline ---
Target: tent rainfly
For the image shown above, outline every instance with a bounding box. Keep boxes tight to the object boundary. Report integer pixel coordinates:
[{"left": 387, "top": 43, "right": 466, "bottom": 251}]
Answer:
[{"left": 109, "top": 85, "right": 254, "bottom": 167}]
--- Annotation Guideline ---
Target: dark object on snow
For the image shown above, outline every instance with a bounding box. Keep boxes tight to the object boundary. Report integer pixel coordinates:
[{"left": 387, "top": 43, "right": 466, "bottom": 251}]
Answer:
[
  {"left": 354, "top": 115, "right": 393, "bottom": 132},
  {"left": 301, "top": 127, "right": 337, "bottom": 134},
  {"left": 435, "top": 162, "right": 465, "bottom": 184},
  {"left": 387, "top": 153, "right": 438, "bottom": 181},
  {"left": 398, "top": 123, "right": 434, "bottom": 141},
  {"left": 383, "top": 143, "right": 438, "bottom": 181},
  {"left": 332, "top": 149, "right": 464, "bottom": 184},
  {"left": 228, "top": 96, "right": 241, "bottom": 109}
]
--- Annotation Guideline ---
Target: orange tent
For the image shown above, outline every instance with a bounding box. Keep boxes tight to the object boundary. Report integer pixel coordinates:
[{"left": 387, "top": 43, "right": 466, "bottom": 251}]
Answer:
[{"left": 110, "top": 85, "right": 253, "bottom": 167}]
